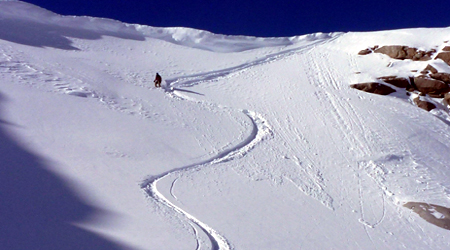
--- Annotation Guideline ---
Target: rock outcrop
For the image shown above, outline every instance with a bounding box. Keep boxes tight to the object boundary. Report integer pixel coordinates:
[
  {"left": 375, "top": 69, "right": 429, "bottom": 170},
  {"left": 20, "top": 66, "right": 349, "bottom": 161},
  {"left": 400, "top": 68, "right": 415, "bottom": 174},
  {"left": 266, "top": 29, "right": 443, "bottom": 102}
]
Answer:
[
  {"left": 413, "top": 97, "right": 437, "bottom": 111},
  {"left": 355, "top": 42, "right": 450, "bottom": 113},
  {"left": 421, "top": 64, "right": 438, "bottom": 74},
  {"left": 350, "top": 82, "right": 396, "bottom": 95},
  {"left": 377, "top": 76, "right": 411, "bottom": 88},
  {"left": 404, "top": 202, "right": 450, "bottom": 230},
  {"left": 359, "top": 45, "right": 435, "bottom": 61},
  {"left": 430, "top": 72, "right": 450, "bottom": 84},
  {"left": 435, "top": 52, "right": 450, "bottom": 65},
  {"left": 358, "top": 45, "right": 379, "bottom": 55},
  {"left": 413, "top": 75, "right": 450, "bottom": 97}
]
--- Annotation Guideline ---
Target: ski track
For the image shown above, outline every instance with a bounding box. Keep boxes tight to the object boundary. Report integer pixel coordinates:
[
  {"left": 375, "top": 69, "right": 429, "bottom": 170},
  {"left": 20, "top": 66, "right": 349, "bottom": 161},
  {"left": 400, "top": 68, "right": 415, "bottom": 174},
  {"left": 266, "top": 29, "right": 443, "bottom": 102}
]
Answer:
[
  {"left": 140, "top": 107, "right": 270, "bottom": 250},
  {"left": 300, "top": 46, "right": 394, "bottom": 241},
  {"left": 0, "top": 47, "right": 96, "bottom": 98},
  {"left": 302, "top": 43, "right": 450, "bottom": 244},
  {"left": 140, "top": 35, "right": 342, "bottom": 249},
  {"left": 0, "top": 45, "right": 164, "bottom": 123}
]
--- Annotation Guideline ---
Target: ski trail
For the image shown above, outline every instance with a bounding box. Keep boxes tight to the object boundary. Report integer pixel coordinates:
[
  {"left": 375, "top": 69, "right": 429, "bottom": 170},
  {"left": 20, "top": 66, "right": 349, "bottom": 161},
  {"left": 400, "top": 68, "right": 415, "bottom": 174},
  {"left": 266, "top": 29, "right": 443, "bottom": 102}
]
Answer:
[
  {"left": 140, "top": 109, "right": 271, "bottom": 250},
  {"left": 190, "top": 223, "right": 201, "bottom": 250},
  {"left": 141, "top": 35, "right": 342, "bottom": 249},
  {"left": 139, "top": 102, "right": 271, "bottom": 250},
  {"left": 140, "top": 109, "right": 270, "bottom": 187},
  {"left": 297, "top": 44, "right": 391, "bottom": 240},
  {"left": 165, "top": 34, "right": 342, "bottom": 89},
  {"left": 140, "top": 108, "right": 271, "bottom": 249},
  {"left": 170, "top": 178, "right": 179, "bottom": 200},
  {"left": 142, "top": 180, "right": 225, "bottom": 250}
]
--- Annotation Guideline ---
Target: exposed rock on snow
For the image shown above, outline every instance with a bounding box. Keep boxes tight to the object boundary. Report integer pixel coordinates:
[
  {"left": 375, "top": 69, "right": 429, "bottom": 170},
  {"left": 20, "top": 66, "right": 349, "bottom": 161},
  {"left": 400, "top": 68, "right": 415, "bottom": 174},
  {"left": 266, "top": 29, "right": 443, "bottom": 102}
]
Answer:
[
  {"left": 430, "top": 72, "right": 450, "bottom": 84},
  {"left": 414, "top": 75, "right": 450, "bottom": 97},
  {"left": 404, "top": 202, "right": 450, "bottom": 230},
  {"left": 355, "top": 43, "right": 450, "bottom": 112},
  {"left": 421, "top": 64, "right": 439, "bottom": 74},
  {"left": 359, "top": 45, "right": 435, "bottom": 60},
  {"left": 350, "top": 82, "right": 396, "bottom": 95},
  {"left": 375, "top": 45, "right": 434, "bottom": 61},
  {"left": 413, "top": 97, "right": 437, "bottom": 111},
  {"left": 377, "top": 76, "right": 411, "bottom": 88},
  {"left": 436, "top": 52, "right": 450, "bottom": 65},
  {"left": 357, "top": 45, "right": 379, "bottom": 55}
]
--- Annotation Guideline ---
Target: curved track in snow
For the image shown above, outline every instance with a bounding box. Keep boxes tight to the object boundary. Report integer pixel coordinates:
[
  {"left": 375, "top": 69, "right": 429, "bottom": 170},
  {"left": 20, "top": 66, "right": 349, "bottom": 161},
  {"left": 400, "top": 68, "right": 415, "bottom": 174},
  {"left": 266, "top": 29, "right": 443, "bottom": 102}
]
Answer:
[
  {"left": 140, "top": 89, "right": 272, "bottom": 249},
  {"left": 140, "top": 35, "right": 341, "bottom": 249},
  {"left": 141, "top": 109, "right": 270, "bottom": 250}
]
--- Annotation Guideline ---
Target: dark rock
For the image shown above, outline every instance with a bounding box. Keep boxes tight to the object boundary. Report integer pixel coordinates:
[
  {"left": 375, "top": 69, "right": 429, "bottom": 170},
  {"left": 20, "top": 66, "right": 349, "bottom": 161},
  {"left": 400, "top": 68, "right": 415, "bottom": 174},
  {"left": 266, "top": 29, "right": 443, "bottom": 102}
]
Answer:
[
  {"left": 413, "top": 75, "right": 450, "bottom": 95},
  {"left": 377, "top": 76, "right": 411, "bottom": 88},
  {"left": 404, "top": 202, "right": 450, "bottom": 230},
  {"left": 421, "top": 64, "right": 438, "bottom": 74},
  {"left": 374, "top": 45, "right": 433, "bottom": 61},
  {"left": 406, "top": 47, "right": 417, "bottom": 59},
  {"left": 406, "top": 86, "right": 416, "bottom": 92},
  {"left": 358, "top": 46, "right": 379, "bottom": 55},
  {"left": 413, "top": 97, "right": 436, "bottom": 111},
  {"left": 350, "top": 82, "right": 396, "bottom": 95},
  {"left": 358, "top": 49, "right": 372, "bottom": 55},
  {"left": 428, "top": 93, "right": 446, "bottom": 98},
  {"left": 443, "top": 46, "right": 450, "bottom": 52},
  {"left": 408, "top": 76, "right": 418, "bottom": 91},
  {"left": 415, "top": 51, "right": 432, "bottom": 61},
  {"left": 375, "top": 45, "right": 407, "bottom": 59},
  {"left": 411, "top": 49, "right": 433, "bottom": 61},
  {"left": 436, "top": 52, "right": 450, "bottom": 65},
  {"left": 430, "top": 72, "right": 450, "bottom": 84}
]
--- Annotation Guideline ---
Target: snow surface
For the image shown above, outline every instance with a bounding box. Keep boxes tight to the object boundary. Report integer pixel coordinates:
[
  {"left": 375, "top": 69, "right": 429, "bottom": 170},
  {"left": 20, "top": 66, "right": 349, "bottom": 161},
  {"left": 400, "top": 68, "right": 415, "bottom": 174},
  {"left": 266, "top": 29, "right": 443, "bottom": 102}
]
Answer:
[{"left": 1, "top": 1, "right": 450, "bottom": 249}]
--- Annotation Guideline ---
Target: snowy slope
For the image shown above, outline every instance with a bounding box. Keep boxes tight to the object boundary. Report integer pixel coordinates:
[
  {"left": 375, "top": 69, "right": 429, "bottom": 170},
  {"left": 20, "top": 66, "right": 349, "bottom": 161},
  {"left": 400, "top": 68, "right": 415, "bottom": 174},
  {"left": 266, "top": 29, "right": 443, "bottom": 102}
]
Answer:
[{"left": 1, "top": 1, "right": 450, "bottom": 249}]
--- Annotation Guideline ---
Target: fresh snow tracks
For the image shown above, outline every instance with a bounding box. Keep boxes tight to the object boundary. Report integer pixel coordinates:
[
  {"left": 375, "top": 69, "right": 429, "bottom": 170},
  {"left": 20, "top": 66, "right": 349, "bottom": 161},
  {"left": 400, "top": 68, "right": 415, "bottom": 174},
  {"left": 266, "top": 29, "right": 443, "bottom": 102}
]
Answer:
[
  {"left": 140, "top": 34, "right": 339, "bottom": 249},
  {"left": 141, "top": 109, "right": 271, "bottom": 250}
]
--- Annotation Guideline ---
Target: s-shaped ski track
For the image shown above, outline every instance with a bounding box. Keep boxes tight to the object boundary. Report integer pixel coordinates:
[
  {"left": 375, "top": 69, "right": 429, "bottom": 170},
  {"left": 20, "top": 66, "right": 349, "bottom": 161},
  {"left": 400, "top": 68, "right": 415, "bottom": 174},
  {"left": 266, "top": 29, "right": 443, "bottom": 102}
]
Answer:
[
  {"left": 141, "top": 34, "right": 341, "bottom": 250},
  {"left": 141, "top": 108, "right": 270, "bottom": 250}
]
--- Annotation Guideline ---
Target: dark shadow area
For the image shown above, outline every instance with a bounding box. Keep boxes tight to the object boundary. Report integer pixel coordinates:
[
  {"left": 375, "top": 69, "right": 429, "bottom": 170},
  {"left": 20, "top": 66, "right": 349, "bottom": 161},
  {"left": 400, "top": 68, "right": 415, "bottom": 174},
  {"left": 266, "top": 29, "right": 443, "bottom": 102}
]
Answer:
[
  {"left": 435, "top": 115, "right": 450, "bottom": 127},
  {"left": 0, "top": 92, "right": 127, "bottom": 249},
  {"left": 0, "top": 18, "right": 145, "bottom": 50}
]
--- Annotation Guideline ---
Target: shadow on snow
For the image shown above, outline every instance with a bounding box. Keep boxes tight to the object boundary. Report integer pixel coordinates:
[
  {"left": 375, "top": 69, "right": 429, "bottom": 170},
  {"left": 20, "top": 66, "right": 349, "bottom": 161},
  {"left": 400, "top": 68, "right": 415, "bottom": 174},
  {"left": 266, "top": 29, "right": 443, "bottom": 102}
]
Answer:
[
  {"left": 0, "top": 18, "right": 145, "bottom": 51},
  {"left": 0, "top": 92, "right": 127, "bottom": 250}
]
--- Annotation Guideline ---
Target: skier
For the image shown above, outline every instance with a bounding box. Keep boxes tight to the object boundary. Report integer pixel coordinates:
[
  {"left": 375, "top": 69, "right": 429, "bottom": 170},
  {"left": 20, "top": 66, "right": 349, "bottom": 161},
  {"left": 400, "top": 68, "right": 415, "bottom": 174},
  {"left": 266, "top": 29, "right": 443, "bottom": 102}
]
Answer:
[{"left": 154, "top": 73, "right": 162, "bottom": 88}]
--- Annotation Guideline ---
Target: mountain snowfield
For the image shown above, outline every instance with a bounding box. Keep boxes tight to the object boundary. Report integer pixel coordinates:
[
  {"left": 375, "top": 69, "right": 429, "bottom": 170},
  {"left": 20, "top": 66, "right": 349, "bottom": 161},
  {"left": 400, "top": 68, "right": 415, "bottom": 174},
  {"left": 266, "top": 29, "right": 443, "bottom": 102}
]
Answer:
[{"left": 2, "top": 1, "right": 450, "bottom": 249}]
